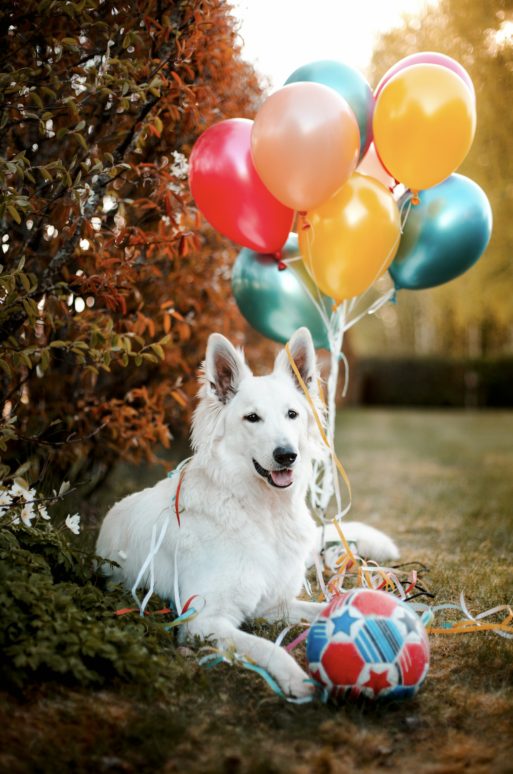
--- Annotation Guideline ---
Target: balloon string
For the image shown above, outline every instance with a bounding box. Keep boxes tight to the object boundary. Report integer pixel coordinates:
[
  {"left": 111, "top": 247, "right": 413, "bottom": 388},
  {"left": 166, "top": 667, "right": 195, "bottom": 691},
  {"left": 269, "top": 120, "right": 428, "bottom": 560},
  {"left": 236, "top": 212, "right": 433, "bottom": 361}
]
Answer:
[
  {"left": 343, "top": 287, "right": 395, "bottom": 332},
  {"left": 339, "top": 350, "right": 349, "bottom": 398},
  {"left": 286, "top": 342, "right": 351, "bottom": 506},
  {"left": 282, "top": 256, "right": 332, "bottom": 333}
]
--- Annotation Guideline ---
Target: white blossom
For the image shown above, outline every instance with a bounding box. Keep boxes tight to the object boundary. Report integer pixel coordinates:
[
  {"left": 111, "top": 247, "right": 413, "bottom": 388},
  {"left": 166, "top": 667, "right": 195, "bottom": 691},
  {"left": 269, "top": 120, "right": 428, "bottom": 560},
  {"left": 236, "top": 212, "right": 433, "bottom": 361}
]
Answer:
[
  {"left": 171, "top": 151, "right": 188, "bottom": 180},
  {"left": 38, "top": 504, "right": 50, "bottom": 520},
  {"left": 65, "top": 513, "right": 81, "bottom": 535},
  {"left": 20, "top": 502, "right": 35, "bottom": 526},
  {"left": 0, "top": 490, "right": 12, "bottom": 515},
  {"left": 10, "top": 482, "right": 30, "bottom": 500}
]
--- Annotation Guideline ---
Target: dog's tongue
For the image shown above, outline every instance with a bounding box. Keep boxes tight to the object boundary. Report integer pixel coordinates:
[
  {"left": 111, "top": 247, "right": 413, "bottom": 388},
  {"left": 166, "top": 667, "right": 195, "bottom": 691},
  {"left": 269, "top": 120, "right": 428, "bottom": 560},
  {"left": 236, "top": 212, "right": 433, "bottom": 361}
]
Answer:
[{"left": 271, "top": 469, "right": 293, "bottom": 487}]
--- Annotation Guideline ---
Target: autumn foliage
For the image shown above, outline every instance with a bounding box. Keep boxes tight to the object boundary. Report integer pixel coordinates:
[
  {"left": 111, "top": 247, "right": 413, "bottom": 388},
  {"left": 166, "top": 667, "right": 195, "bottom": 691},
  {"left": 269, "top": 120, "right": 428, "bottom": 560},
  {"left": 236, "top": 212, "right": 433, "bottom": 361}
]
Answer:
[{"left": 0, "top": 0, "right": 264, "bottom": 483}]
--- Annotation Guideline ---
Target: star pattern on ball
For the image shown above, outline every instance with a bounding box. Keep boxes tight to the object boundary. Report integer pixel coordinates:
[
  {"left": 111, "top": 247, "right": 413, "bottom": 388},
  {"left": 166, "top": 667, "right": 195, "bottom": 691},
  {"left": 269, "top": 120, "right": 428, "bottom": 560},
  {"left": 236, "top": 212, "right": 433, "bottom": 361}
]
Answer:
[
  {"left": 362, "top": 668, "right": 392, "bottom": 696},
  {"left": 398, "top": 611, "right": 419, "bottom": 636},
  {"left": 331, "top": 609, "right": 360, "bottom": 637}
]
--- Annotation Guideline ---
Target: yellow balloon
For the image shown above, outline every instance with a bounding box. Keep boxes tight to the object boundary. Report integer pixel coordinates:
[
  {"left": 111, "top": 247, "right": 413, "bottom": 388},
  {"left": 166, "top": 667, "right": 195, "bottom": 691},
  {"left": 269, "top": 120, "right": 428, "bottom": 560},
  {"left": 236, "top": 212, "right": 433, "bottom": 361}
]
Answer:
[
  {"left": 373, "top": 63, "right": 476, "bottom": 195},
  {"left": 298, "top": 173, "right": 401, "bottom": 301}
]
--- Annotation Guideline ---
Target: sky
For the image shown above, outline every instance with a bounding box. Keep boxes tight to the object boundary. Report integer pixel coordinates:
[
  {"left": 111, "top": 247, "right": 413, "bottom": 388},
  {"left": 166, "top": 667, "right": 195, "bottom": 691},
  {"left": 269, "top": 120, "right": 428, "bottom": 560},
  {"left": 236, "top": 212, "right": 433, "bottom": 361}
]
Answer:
[{"left": 231, "top": 0, "right": 429, "bottom": 90}]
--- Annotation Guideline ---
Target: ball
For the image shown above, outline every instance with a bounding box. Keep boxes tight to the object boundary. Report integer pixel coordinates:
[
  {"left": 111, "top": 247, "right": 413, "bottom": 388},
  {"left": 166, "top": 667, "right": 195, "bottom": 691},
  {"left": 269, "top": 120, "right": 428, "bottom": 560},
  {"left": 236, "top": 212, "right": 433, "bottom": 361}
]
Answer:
[{"left": 306, "top": 589, "right": 430, "bottom": 702}]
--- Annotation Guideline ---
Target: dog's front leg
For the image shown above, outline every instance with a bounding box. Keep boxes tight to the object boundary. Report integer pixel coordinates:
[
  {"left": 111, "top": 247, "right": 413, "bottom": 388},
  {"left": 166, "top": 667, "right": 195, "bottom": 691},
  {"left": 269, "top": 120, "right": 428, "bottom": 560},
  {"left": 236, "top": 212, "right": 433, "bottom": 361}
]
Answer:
[
  {"left": 185, "top": 614, "right": 314, "bottom": 699},
  {"left": 259, "top": 599, "right": 327, "bottom": 625}
]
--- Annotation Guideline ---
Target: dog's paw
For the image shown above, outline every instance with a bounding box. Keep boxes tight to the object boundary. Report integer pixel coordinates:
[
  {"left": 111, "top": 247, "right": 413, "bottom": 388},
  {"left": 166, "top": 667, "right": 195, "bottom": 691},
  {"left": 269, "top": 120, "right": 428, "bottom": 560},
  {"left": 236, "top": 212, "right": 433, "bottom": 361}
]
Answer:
[
  {"left": 328, "top": 522, "right": 400, "bottom": 563},
  {"left": 275, "top": 658, "right": 315, "bottom": 699},
  {"left": 353, "top": 525, "right": 399, "bottom": 563},
  {"left": 281, "top": 670, "right": 316, "bottom": 700}
]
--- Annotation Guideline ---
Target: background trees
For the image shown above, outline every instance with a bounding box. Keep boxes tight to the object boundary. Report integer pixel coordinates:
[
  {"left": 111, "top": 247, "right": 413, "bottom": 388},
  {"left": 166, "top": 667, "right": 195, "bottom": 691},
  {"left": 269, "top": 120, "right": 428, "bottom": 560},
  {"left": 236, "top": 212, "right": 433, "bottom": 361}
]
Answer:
[
  {"left": 354, "top": 0, "right": 513, "bottom": 359},
  {"left": 0, "top": 0, "right": 263, "bottom": 487}
]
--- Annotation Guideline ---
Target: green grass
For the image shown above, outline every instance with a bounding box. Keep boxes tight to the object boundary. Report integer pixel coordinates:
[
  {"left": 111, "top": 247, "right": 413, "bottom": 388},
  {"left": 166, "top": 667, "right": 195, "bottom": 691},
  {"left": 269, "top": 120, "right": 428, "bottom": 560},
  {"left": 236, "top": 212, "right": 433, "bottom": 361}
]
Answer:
[{"left": 1, "top": 409, "right": 512, "bottom": 774}]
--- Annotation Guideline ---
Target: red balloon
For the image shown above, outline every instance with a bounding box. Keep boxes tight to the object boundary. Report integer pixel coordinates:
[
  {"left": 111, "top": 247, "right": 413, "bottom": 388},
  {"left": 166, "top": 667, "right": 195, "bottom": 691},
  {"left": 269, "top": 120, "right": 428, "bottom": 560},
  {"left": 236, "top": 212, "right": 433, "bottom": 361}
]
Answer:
[
  {"left": 375, "top": 52, "right": 476, "bottom": 103},
  {"left": 188, "top": 118, "right": 294, "bottom": 253}
]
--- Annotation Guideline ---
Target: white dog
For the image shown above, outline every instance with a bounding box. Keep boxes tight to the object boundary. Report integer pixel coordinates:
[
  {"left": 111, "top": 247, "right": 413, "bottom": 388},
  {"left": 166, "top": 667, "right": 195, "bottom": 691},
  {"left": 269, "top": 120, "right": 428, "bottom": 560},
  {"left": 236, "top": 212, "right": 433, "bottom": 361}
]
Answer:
[{"left": 96, "top": 327, "right": 398, "bottom": 698}]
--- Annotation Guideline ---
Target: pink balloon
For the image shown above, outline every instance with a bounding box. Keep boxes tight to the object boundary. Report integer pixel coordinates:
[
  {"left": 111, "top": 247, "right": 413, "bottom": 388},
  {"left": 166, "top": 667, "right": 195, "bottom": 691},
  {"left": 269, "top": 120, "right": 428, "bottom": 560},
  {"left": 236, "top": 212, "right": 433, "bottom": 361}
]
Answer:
[
  {"left": 189, "top": 119, "right": 294, "bottom": 253},
  {"left": 375, "top": 52, "right": 476, "bottom": 104},
  {"left": 356, "top": 142, "right": 395, "bottom": 190}
]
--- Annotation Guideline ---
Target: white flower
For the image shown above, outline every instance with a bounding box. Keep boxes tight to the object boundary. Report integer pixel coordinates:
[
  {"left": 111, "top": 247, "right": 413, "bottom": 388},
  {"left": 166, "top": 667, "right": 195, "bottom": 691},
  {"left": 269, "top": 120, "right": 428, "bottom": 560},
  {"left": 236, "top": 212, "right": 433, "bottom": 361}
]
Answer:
[
  {"left": 38, "top": 504, "right": 50, "bottom": 520},
  {"left": 10, "top": 482, "right": 29, "bottom": 500},
  {"left": 65, "top": 513, "right": 81, "bottom": 535},
  {"left": 20, "top": 503, "right": 35, "bottom": 526},
  {"left": 171, "top": 151, "right": 188, "bottom": 180},
  {"left": 0, "top": 490, "right": 12, "bottom": 515}
]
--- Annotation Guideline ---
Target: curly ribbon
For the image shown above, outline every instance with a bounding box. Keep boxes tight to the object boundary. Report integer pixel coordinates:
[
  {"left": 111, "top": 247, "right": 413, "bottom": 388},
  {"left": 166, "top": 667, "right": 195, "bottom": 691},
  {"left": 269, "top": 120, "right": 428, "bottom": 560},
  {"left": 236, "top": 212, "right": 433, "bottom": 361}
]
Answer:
[
  {"left": 130, "top": 457, "right": 192, "bottom": 617},
  {"left": 199, "top": 642, "right": 314, "bottom": 704},
  {"left": 114, "top": 593, "right": 205, "bottom": 629}
]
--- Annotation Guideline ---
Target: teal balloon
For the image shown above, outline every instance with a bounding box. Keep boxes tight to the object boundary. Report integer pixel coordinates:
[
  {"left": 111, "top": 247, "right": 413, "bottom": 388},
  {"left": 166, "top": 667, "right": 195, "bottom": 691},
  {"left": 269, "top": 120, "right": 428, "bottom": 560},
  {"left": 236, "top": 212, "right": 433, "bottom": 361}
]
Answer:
[
  {"left": 284, "top": 60, "right": 374, "bottom": 162},
  {"left": 390, "top": 174, "right": 493, "bottom": 291},
  {"left": 232, "top": 234, "right": 333, "bottom": 350}
]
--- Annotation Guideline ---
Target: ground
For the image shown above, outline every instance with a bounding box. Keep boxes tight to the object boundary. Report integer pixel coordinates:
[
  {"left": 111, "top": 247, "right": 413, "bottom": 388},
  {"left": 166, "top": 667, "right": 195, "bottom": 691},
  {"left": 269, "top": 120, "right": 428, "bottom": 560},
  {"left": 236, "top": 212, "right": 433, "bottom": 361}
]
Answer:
[{"left": 1, "top": 409, "right": 512, "bottom": 774}]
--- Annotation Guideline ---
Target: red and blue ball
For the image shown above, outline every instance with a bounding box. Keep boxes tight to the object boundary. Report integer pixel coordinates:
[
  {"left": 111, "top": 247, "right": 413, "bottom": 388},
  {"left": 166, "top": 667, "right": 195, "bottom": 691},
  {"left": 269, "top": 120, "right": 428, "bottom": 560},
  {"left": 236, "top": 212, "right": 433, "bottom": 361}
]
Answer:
[{"left": 306, "top": 589, "right": 430, "bottom": 702}]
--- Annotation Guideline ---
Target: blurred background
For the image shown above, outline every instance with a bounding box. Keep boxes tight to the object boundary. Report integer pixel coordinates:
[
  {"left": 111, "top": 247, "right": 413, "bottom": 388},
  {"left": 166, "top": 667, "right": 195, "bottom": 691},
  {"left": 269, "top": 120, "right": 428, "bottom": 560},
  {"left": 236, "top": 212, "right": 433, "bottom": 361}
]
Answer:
[{"left": 234, "top": 0, "right": 513, "bottom": 409}]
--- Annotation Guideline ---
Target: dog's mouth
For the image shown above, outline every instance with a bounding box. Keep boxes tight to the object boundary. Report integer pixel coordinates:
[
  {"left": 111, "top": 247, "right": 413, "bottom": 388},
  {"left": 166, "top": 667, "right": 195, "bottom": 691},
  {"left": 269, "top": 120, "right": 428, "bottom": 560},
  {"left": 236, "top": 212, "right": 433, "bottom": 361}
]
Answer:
[{"left": 253, "top": 459, "right": 294, "bottom": 488}]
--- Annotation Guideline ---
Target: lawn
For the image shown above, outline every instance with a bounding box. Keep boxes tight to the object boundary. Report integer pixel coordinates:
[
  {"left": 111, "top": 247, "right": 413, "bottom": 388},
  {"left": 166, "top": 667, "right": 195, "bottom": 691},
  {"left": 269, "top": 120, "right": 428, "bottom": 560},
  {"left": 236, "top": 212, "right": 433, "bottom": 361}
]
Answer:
[{"left": 1, "top": 409, "right": 512, "bottom": 774}]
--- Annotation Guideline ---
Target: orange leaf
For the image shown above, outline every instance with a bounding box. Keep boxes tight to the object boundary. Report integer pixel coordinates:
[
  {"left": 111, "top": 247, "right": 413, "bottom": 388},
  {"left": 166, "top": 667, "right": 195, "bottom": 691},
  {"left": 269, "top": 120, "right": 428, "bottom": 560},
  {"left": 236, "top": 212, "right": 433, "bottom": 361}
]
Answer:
[
  {"left": 171, "top": 390, "right": 187, "bottom": 407},
  {"left": 179, "top": 236, "right": 188, "bottom": 257}
]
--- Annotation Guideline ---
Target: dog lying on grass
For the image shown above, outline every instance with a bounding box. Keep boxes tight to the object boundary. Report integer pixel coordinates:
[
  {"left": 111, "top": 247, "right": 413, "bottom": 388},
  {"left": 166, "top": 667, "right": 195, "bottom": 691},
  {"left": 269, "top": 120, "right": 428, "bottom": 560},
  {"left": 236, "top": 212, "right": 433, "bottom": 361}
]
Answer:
[{"left": 97, "top": 327, "right": 398, "bottom": 698}]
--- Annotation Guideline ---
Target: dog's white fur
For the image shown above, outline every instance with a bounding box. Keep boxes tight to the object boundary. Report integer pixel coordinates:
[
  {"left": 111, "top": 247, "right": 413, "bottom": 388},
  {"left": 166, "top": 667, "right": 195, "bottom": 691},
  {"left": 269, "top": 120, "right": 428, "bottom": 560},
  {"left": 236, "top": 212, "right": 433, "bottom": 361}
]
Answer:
[{"left": 96, "top": 328, "right": 398, "bottom": 698}]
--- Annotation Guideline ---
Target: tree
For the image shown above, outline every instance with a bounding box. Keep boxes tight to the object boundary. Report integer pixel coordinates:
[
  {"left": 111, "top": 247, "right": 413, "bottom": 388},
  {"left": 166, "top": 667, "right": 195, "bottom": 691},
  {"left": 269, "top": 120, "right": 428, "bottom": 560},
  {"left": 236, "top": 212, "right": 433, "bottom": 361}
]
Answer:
[
  {"left": 0, "top": 0, "right": 263, "bottom": 486},
  {"left": 363, "top": 0, "right": 513, "bottom": 358}
]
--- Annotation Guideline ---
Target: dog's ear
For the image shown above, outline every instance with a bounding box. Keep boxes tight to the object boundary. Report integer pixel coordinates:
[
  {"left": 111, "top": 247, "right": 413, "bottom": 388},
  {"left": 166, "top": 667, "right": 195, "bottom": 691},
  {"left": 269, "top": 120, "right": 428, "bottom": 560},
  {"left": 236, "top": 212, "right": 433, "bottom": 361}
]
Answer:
[
  {"left": 274, "top": 327, "right": 318, "bottom": 395},
  {"left": 205, "top": 333, "right": 247, "bottom": 404}
]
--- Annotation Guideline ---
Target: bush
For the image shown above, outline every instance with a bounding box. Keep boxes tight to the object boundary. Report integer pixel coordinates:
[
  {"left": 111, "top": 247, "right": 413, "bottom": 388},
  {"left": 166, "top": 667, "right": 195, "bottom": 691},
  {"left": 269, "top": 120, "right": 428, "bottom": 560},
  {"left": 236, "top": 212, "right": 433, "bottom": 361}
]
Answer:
[
  {"left": 0, "top": 0, "right": 263, "bottom": 486},
  {"left": 354, "top": 357, "right": 513, "bottom": 407},
  {"left": 0, "top": 508, "right": 184, "bottom": 690}
]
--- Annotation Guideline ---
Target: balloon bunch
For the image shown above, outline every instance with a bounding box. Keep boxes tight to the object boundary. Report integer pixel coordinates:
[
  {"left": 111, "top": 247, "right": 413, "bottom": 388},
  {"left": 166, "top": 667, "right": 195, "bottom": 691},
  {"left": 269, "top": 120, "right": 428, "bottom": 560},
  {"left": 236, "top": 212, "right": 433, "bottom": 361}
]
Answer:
[
  {"left": 188, "top": 55, "right": 493, "bottom": 523},
  {"left": 189, "top": 54, "right": 492, "bottom": 337}
]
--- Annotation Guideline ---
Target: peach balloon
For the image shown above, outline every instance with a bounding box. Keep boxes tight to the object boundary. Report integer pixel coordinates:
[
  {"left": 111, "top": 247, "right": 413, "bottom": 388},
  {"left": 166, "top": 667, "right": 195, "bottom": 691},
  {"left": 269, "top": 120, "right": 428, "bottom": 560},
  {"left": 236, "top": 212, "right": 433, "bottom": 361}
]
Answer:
[
  {"left": 356, "top": 142, "right": 395, "bottom": 190},
  {"left": 298, "top": 173, "right": 401, "bottom": 301},
  {"left": 251, "top": 82, "right": 360, "bottom": 212}
]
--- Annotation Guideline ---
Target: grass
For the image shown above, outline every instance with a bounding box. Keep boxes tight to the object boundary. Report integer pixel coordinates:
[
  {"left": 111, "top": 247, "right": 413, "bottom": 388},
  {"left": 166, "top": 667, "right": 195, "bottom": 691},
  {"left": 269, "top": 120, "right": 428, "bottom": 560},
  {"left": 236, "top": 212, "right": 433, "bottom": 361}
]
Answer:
[{"left": 1, "top": 408, "right": 512, "bottom": 774}]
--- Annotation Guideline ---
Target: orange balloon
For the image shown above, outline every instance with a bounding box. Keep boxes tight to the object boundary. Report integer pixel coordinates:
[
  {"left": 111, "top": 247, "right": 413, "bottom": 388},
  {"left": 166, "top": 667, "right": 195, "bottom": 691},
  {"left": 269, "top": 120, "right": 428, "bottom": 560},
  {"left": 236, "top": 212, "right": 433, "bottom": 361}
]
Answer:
[
  {"left": 298, "top": 173, "right": 401, "bottom": 301},
  {"left": 356, "top": 142, "right": 395, "bottom": 190},
  {"left": 373, "top": 64, "right": 476, "bottom": 194},
  {"left": 251, "top": 82, "right": 360, "bottom": 212}
]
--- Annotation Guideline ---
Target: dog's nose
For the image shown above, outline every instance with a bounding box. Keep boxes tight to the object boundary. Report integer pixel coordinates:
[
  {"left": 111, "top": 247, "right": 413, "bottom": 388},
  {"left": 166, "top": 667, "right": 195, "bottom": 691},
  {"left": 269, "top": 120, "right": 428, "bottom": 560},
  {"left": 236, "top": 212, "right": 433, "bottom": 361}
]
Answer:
[{"left": 273, "top": 446, "right": 297, "bottom": 467}]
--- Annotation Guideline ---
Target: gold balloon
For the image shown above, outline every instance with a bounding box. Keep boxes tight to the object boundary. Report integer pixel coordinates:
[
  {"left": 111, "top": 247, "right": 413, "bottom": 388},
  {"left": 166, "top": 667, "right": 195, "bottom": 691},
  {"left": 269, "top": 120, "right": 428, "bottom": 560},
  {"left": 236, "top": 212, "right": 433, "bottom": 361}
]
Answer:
[
  {"left": 373, "top": 63, "right": 476, "bottom": 196},
  {"left": 298, "top": 173, "right": 401, "bottom": 301}
]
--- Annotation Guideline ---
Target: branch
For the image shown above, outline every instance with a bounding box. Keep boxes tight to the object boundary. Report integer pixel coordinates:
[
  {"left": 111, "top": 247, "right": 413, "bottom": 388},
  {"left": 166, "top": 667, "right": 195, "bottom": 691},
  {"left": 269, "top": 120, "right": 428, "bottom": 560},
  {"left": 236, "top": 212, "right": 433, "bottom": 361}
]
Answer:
[{"left": 14, "top": 419, "right": 110, "bottom": 447}]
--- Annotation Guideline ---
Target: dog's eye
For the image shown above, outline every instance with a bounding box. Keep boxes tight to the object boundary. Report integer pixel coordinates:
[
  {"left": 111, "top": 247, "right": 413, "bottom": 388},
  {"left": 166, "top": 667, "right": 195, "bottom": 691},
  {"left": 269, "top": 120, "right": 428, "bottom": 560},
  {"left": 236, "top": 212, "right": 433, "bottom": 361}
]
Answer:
[
  {"left": 288, "top": 410, "right": 298, "bottom": 419},
  {"left": 244, "top": 413, "right": 261, "bottom": 423}
]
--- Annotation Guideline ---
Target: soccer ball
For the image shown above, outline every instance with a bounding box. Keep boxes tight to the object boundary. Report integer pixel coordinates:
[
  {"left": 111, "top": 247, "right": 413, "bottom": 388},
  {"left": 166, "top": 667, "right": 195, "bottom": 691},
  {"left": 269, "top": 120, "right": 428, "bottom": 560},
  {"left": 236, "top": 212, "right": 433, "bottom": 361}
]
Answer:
[{"left": 306, "top": 589, "right": 430, "bottom": 702}]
